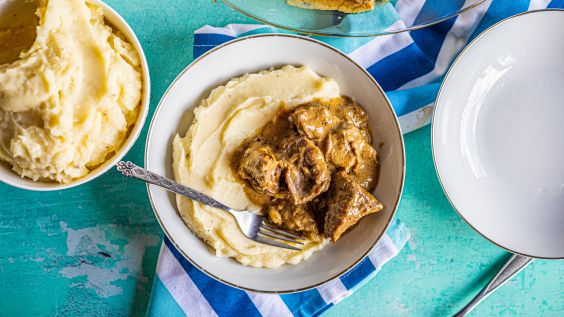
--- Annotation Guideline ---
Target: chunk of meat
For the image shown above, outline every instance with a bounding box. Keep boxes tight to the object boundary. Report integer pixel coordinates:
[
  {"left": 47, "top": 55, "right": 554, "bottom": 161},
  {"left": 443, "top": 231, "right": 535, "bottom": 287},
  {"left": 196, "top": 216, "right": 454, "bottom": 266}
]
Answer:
[
  {"left": 334, "top": 99, "right": 371, "bottom": 142},
  {"left": 324, "top": 125, "right": 378, "bottom": 191},
  {"left": 324, "top": 173, "right": 383, "bottom": 242},
  {"left": 349, "top": 142, "right": 378, "bottom": 191},
  {"left": 324, "top": 125, "right": 364, "bottom": 171},
  {"left": 267, "top": 200, "right": 322, "bottom": 242},
  {"left": 238, "top": 139, "right": 286, "bottom": 197},
  {"left": 290, "top": 103, "right": 339, "bottom": 143},
  {"left": 232, "top": 96, "right": 383, "bottom": 245},
  {"left": 281, "top": 135, "right": 331, "bottom": 204}
]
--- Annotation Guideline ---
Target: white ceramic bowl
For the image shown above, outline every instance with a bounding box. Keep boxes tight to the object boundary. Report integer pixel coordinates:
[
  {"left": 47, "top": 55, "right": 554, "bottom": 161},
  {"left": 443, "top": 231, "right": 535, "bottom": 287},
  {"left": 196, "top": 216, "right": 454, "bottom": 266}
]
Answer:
[
  {"left": 145, "top": 34, "right": 405, "bottom": 293},
  {"left": 433, "top": 10, "right": 564, "bottom": 259},
  {"left": 0, "top": 0, "right": 151, "bottom": 191}
]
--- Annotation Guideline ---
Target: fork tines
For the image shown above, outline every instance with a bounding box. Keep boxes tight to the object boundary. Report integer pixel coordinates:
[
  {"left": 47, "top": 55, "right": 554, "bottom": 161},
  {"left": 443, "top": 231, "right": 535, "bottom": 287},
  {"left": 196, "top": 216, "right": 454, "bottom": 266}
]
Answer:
[{"left": 256, "top": 222, "right": 306, "bottom": 251}]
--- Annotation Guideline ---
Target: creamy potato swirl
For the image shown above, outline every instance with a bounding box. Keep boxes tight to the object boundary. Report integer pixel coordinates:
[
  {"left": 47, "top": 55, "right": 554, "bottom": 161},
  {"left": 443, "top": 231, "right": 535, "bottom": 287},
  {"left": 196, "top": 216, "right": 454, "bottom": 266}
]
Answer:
[
  {"left": 172, "top": 66, "right": 340, "bottom": 268},
  {"left": 0, "top": 0, "right": 142, "bottom": 182}
]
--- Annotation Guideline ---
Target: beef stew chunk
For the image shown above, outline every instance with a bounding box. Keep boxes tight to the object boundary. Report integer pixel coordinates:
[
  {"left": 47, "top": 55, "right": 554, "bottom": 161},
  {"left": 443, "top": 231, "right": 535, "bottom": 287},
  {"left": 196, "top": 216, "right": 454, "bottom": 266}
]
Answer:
[
  {"left": 323, "top": 173, "right": 383, "bottom": 242},
  {"left": 281, "top": 135, "right": 331, "bottom": 204},
  {"left": 267, "top": 200, "right": 322, "bottom": 242},
  {"left": 290, "top": 102, "right": 339, "bottom": 143},
  {"left": 238, "top": 139, "right": 287, "bottom": 198},
  {"left": 232, "top": 97, "right": 383, "bottom": 243},
  {"left": 324, "top": 125, "right": 365, "bottom": 171},
  {"left": 333, "top": 99, "right": 371, "bottom": 143},
  {"left": 348, "top": 140, "right": 378, "bottom": 191},
  {"left": 324, "top": 125, "right": 378, "bottom": 191}
]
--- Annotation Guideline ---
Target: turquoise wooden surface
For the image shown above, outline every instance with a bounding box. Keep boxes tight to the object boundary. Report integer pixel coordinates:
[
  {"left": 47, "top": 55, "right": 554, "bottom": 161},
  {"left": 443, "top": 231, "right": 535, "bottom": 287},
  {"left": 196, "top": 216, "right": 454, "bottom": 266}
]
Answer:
[{"left": 0, "top": 1, "right": 562, "bottom": 316}]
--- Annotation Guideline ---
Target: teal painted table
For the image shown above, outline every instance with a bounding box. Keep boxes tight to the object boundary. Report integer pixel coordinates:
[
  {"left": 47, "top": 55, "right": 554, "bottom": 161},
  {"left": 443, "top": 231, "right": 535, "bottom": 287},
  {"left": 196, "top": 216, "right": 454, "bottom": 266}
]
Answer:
[{"left": 0, "top": 1, "right": 562, "bottom": 316}]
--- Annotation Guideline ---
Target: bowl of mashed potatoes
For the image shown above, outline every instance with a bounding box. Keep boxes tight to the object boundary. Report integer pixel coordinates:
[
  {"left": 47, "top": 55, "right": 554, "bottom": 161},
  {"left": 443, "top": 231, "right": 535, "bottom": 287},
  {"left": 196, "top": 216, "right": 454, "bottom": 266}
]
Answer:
[
  {"left": 0, "top": 0, "right": 150, "bottom": 190},
  {"left": 146, "top": 34, "right": 404, "bottom": 293}
]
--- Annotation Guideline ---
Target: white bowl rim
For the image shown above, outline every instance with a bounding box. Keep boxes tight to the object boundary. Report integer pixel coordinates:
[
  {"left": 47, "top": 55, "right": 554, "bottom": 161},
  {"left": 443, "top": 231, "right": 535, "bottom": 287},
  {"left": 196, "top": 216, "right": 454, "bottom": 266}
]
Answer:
[
  {"left": 431, "top": 8, "right": 564, "bottom": 260},
  {"left": 144, "top": 33, "right": 406, "bottom": 293},
  {"left": 0, "top": 0, "right": 151, "bottom": 191}
]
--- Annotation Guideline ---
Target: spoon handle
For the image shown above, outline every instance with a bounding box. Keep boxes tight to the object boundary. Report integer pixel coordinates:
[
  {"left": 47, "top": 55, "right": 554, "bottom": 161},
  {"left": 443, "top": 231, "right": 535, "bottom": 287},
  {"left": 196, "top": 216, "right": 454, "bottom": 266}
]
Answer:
[{"left": 454, "top": 254, "right": 533, "bottom": 317}]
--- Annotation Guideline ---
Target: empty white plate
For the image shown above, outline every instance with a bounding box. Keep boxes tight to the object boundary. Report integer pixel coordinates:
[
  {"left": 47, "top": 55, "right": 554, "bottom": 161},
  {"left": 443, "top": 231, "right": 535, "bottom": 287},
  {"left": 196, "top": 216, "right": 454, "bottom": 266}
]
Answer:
[{"left": 433, "top": 10, "right": 564, "bottom": 259}]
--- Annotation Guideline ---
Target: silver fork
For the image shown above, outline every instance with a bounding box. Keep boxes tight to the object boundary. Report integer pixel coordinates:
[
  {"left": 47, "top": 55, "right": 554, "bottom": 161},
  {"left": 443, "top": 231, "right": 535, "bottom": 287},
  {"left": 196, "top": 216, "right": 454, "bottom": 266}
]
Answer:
[{"left": 116, "top": 161, "right": 304, "bottom": 250}]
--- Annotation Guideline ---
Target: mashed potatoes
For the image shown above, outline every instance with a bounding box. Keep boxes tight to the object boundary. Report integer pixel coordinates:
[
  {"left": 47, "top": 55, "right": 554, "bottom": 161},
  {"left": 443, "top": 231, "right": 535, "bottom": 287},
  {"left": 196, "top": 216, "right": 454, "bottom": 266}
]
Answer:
[
  {"left": 173, "top": 66, "right": 340, "bottom": 268},
  {"left": 0, "top": 0, "right": 142, "bottom": 183}
]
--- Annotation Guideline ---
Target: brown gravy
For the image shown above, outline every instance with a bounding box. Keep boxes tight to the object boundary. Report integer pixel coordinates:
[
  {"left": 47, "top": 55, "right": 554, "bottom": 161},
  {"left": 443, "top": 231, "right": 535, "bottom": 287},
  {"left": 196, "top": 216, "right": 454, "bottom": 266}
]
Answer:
[{"left": 231, "top": 97, "right": 383, "bottom": 242}]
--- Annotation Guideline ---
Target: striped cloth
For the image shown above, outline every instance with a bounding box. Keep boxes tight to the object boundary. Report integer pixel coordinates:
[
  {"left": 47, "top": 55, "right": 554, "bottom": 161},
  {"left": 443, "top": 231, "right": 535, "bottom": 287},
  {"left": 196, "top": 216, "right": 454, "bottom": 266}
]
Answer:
[
  {"left": 148, "top": 220, "right": 408, "bottom": 317},
  {"left": 147, "top": 1, "right": 564, "bottom": 316}
]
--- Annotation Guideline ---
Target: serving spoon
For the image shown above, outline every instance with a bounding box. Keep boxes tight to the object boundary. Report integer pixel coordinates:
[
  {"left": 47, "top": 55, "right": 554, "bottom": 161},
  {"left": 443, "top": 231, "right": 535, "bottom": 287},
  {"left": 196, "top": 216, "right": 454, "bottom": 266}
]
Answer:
[{"left": 116, "top": 161, "right": 305, "bottom": 251}]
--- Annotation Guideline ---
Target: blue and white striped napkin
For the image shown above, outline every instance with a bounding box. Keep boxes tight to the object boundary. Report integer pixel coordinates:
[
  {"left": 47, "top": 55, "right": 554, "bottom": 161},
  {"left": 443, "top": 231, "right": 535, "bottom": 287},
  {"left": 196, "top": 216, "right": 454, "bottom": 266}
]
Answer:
[
  {"left": 148, "top": 219, "right": 408, "bottom": 317},
  {"left": 147, "top": 1, "right": 563, "bottom": 316}
]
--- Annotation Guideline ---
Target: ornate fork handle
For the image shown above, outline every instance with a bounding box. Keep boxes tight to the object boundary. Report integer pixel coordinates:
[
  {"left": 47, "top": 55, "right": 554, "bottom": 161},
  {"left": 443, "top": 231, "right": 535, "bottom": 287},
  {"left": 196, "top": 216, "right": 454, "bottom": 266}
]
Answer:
[{"left": 116, "top": 161, "right": 234, "bottom": 213}]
